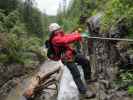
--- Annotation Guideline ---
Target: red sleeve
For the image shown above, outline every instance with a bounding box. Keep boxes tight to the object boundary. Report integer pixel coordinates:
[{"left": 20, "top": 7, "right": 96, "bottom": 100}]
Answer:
[{"left": 52, "top": 33, "right": 82, "bottom": 46}]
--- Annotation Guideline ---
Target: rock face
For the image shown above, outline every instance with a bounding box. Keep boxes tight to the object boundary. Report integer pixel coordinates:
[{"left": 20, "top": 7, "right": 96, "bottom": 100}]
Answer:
[
  {"left": 87, "top": 13, "right": 118, "bottom": 81},
  {"left": 0, "top": 63, "right": 38, "bottom": 99},
  {"left": 86, "top": 14, "right": 132, "bottom": 100},
  {"left": 0, "top": 78, "right": 18, "bottom": 99},
  {"left": 0, "top": 64, "right": 25, "bottom": 99},
  {"left": 0, "top": 64, "right": 25, "bottom": 87}
]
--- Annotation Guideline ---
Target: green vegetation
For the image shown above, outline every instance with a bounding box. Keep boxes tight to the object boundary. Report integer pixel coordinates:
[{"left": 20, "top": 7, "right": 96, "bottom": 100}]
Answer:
[
  {"left": 57, "top": 0, "right": 133, "bottom": 35},
  {"left": 128, "top": 86, "right": 133, "bottom": 94},
  {"left": 0, "top": 0, "right": 48, "bottom": 65},
  {"left": 57, "top": 0, "right": 82, "bottom": 32},
  {"left": 101, "top": 0, "right": 133, "bottom": 34}
]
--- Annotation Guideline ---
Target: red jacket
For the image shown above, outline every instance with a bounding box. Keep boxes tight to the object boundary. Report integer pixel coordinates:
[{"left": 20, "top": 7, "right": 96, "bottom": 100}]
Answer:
[{"left": 50, "top": 30, "right": 82, "bottom": 61}]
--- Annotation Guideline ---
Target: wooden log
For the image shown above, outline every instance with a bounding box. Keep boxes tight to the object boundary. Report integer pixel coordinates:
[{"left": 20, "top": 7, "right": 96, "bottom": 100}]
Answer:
[{"left": 23, "top": 66, "right": 62, "bottom": 98}]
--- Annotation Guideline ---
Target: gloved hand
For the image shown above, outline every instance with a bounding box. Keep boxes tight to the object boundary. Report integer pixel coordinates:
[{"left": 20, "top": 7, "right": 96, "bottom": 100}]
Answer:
[{"left": 81, "top": 32, "right": 90, "bottom": 38}]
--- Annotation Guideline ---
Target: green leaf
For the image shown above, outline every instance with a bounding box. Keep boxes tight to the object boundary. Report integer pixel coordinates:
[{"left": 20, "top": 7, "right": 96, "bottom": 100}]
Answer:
[{"left": 128, "top": 86, "right": 133, "bottom": 94}]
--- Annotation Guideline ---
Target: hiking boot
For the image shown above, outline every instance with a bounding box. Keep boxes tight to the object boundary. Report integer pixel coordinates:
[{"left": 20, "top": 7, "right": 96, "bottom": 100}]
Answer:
[{"left": 79, "top": 91, "right": 95, "bottom": 99}]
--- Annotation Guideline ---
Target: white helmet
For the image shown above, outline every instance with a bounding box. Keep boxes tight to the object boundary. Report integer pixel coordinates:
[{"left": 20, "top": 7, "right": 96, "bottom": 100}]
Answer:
[{"left": 48, "top": 23, "right": 61, "bottom": 32}]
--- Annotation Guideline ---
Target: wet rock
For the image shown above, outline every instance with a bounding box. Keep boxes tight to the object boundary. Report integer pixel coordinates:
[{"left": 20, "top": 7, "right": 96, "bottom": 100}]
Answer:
[
  {"left": 106, "top": 90, "right": 133, "bottom": 100},
  {"left": 0, "top": 64, "right": 24, "bottom": 87},
  {"left": 0, "top": 63, "right": 39, "bottom": 100},
  {"left": 0, "top": 78, "right": 18, "bottom": 99}
]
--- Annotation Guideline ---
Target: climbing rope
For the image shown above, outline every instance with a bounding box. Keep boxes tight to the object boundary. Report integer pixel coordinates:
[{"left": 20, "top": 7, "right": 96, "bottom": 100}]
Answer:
[{"left": 88, "top": 36, "right": 133, "bottom": 42}]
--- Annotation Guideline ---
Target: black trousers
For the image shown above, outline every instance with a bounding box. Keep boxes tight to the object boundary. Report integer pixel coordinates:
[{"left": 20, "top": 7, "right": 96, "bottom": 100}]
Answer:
[
  {"left": 75, "top": 54, "right": 91, "bottom": 80},
  {"left": 62, "top": 54, "right": 91, "bottom": 94}
]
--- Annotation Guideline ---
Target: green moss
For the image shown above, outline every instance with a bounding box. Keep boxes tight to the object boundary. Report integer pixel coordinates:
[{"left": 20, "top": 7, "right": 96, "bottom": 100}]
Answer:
[{"left": 128, "top": 86, "right": 133, "bottom": 94}]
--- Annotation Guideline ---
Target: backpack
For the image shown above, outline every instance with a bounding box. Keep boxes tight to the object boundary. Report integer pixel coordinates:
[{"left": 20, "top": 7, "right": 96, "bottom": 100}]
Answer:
[
  {"left": 45, "top": 39, "right": 66, "bottom": 59},
  {"left": 45, "top": 40, "right": 57, "bottom": 59}
]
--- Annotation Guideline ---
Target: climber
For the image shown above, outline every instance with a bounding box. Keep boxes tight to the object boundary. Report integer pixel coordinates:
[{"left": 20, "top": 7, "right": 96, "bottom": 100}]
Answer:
[{"left": 45, "top": 23, "right": 95, "bottom": 98}]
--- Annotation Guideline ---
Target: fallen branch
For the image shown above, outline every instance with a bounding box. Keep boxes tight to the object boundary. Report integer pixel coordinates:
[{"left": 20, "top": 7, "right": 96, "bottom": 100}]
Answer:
[{"left": 23, "top": 66, "right": 62, "bottom": 99}]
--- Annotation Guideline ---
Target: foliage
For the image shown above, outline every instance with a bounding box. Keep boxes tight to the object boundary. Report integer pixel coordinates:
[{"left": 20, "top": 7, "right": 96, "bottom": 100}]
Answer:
[
  {"left": 0, "top": 0, "right": 19, "bottom": 14},
  {"left": 0, "top": 0, "right": 49, "bottom": 65},
  {"left": 22, "top": 0, "right": 45, "bottom": 38},
  {"left": 57, "top": 0, "right": 82, "bottom": 32},
  {"left": 0, "top": 10, "right": 6, "bottom": 32},
  {"left": 4, "top": 10, "right": 20, "bottom": 32},
  {"left": 128, "top": 86, "right": 133, "bottom": 94},
  {"left": 57, "top": 0, "right": 133, "bottom": 38},
  {"left": 119, "top": 71, "right": 133, "bottom": 81},
  {"left": 56, "top": 0, "right": 107, "bottom": 32},
  {"left": 113, "top": 69, "right": 133, "bottom": 94},
  {"left": 101, "top": 0, "right": 133, "bottom": 35},
  {"left": 0, "top": 32, "right": 44, "bottom": 64}
]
